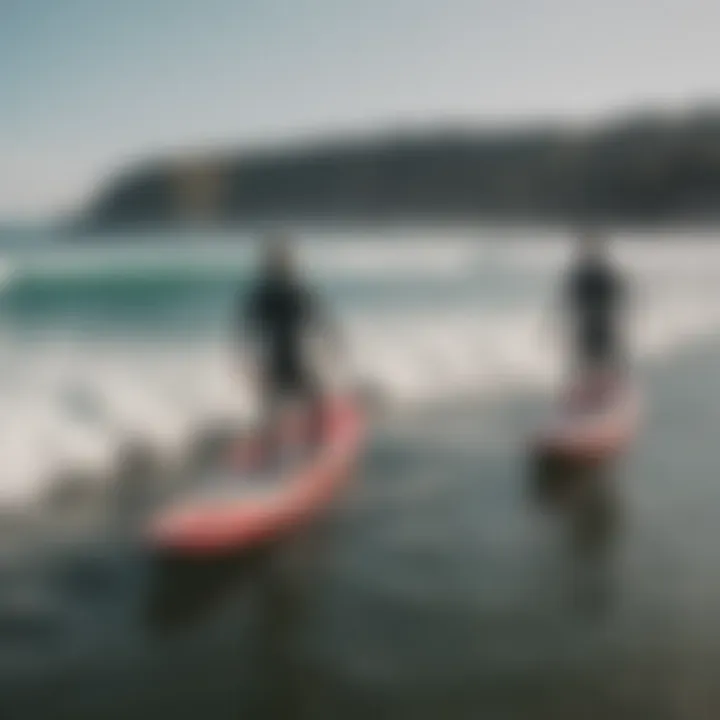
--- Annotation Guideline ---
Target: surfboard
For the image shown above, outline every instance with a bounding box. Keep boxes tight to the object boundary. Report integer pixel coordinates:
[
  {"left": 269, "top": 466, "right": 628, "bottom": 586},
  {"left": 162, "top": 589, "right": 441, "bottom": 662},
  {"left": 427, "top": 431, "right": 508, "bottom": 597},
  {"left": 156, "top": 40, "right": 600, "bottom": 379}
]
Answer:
[
  {"left": 534, "top": 375, "right": 640, "bottom": 465},
  {"left": 148, "top": 398, "right": 363, "bottom": 555}
]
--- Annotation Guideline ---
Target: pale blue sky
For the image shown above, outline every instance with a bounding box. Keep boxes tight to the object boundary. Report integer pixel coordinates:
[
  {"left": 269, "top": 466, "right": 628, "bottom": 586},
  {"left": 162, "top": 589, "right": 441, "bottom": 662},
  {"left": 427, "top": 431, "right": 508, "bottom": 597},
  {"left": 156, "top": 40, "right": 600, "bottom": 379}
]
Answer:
[{"left": 2, "top": 0, "right": 719, "bottom": 217}]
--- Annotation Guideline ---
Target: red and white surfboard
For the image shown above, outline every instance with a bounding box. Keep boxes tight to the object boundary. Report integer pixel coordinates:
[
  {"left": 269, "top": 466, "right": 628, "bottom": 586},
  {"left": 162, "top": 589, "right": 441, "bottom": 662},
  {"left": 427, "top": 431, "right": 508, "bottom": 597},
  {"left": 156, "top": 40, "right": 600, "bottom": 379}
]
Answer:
[
  {"left": 149, "top": 398, "right": 363, "bottom": 555},
  {"left": 534, "top": 376, "right": 640, "bottom": 464}
]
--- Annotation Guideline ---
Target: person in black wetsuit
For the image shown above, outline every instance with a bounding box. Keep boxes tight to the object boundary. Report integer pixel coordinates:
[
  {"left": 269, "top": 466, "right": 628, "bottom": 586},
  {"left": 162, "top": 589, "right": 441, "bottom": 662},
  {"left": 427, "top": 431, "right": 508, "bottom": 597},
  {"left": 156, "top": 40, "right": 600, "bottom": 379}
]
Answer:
[
  {"left": 239, "top": 234, "right": 337, "bottom": 462},
  {"left": 564, "top": 231, "right": 627, "bottom": 381}
]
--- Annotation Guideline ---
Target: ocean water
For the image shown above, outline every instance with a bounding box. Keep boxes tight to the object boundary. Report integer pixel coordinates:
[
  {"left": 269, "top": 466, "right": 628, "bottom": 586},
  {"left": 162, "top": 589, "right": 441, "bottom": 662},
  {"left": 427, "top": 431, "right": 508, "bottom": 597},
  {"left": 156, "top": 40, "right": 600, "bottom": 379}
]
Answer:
[
  {"left": 0, "top": 227, "right": 719, "bottom": 507},
  {"left": 3, "top": 227, "right": 720, "bottom": 718}
]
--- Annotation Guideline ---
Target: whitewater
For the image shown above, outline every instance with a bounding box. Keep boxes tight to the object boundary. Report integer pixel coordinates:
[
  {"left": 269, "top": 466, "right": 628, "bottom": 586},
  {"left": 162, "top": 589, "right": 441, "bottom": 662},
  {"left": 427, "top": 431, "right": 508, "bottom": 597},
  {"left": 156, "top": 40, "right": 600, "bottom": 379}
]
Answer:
[{"left": 0, "top": 227, "right": 719, "bottom": 506}]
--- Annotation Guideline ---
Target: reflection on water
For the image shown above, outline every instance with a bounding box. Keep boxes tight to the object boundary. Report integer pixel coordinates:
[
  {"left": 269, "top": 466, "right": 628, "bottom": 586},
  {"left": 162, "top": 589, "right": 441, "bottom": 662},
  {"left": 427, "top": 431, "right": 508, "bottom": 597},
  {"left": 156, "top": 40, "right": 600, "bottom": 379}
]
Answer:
[
  {"left": 145, "top": 520, "right": 338, "bottom": 719},
  {"left": 530, "top": 453, "right": 622, "bottom": 618},
  {"left": 146, "top": 548, "right": 271, "bottom": 634}
]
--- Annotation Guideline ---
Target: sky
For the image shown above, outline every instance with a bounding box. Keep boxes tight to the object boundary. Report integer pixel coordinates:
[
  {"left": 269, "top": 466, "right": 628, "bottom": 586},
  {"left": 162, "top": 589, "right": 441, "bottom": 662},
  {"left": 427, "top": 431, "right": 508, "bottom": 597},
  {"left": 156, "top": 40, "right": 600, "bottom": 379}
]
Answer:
[{"left": 1, "top": 0, "right": 719, "bottom": 218}]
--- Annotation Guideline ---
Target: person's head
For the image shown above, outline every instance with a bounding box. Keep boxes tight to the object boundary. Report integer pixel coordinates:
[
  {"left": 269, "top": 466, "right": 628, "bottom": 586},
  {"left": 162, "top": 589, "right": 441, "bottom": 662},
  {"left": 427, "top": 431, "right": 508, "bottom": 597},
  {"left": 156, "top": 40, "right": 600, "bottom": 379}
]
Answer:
[
  {"left": 576, "top": 228, "right": 607, "bottom": 262},
  {"left": 261, "top": 232, "right": 295, "bottom": 279}
]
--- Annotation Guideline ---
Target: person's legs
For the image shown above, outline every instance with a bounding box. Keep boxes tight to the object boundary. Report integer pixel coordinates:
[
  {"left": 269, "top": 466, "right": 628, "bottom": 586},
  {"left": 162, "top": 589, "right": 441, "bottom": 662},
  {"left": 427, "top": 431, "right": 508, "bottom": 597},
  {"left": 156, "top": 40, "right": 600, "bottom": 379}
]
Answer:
[
  {"left": 259, "top": 375, "right": 285, "bottom": 470},
  {"left": 580, "top": 324, "right": 625, "bottom": 405},
  {"left": 289, "top": 370, "right": 325, "bottom": 457},
  {"left": 262, "top": 356, "right": 326, "bottom": 464},
  {"left": 306, "top": 376, "right": 326, "bottom": 454},
  {"left": 569, "top": 328, "right": 605, "bottom": 409}
]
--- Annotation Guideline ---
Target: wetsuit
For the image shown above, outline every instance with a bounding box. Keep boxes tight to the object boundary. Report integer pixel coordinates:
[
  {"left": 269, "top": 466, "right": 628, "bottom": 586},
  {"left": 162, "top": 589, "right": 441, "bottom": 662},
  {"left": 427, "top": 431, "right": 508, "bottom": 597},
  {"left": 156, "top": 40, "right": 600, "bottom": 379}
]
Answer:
[
  {"left": 566, "top": 258, "right": 625, "bottom": 373},
  {"left": 241, "top": 274, "right": 326, "bottom": 455}
]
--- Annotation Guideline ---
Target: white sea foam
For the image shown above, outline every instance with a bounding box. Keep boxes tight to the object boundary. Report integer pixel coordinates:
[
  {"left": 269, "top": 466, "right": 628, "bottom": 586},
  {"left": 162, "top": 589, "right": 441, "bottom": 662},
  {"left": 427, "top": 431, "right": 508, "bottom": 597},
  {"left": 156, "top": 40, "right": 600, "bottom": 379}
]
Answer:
[{"left": 2, "top": 234, "right": 720, "bottom": 507}]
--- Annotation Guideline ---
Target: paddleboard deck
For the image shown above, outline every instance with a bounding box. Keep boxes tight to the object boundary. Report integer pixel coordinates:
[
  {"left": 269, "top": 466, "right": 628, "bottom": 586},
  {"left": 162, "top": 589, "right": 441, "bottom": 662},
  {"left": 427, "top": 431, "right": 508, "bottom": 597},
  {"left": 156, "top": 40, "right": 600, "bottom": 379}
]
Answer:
[
  {"left": 534, "top": 375, "right": 640, "bottom": 465},
  {"left": 148, "top": 398, "right": 363, "bottom": 555}
]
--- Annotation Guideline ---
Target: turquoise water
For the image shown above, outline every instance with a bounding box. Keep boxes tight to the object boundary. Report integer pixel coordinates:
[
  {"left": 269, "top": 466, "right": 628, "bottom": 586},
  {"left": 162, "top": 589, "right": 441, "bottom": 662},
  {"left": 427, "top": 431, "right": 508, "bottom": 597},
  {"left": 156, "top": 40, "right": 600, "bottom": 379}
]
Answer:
[{"left": 0, "top": 231, "right": 543, "bottom": 336}]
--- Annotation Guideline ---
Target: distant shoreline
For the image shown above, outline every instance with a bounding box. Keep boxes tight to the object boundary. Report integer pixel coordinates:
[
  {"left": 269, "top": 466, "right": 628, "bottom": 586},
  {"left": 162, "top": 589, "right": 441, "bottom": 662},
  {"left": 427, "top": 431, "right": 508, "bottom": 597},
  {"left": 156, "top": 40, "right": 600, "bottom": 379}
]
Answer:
[
  {"left": 68, "top": 218, "right": 720, "bottom": 241},
  {"left": 5, "top": 218, "right": 720, "bottom": 243},
  {"left": 80, "top": 106, "right": 720, "bottom": 233}
]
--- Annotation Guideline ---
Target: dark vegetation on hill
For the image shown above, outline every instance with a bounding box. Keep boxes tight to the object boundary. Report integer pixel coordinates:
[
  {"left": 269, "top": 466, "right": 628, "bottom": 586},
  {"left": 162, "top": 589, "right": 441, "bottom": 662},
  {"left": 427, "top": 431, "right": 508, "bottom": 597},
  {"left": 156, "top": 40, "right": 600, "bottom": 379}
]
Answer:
[{"left": 85, "top": 108, "right": 720, "bottom": 228}]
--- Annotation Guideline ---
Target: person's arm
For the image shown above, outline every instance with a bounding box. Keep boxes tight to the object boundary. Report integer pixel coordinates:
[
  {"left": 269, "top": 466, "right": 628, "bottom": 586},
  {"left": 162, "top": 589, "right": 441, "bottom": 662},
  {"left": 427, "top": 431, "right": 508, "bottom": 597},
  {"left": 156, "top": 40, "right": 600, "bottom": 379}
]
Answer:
[
  {"left": 301, "top": 288, "right": 346, "bottom": 395},
  {"left": 309, "top": 290, "right": 344, "bottom": 359},
  {"left": 542, "top": 273, "right": 571, "bottom": 351},
  {"left": 615, "top": 269, "right": 633, "bottom": 367},
  {"left": 235, "top": 287, "right": 262, "bottom": 382}
]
